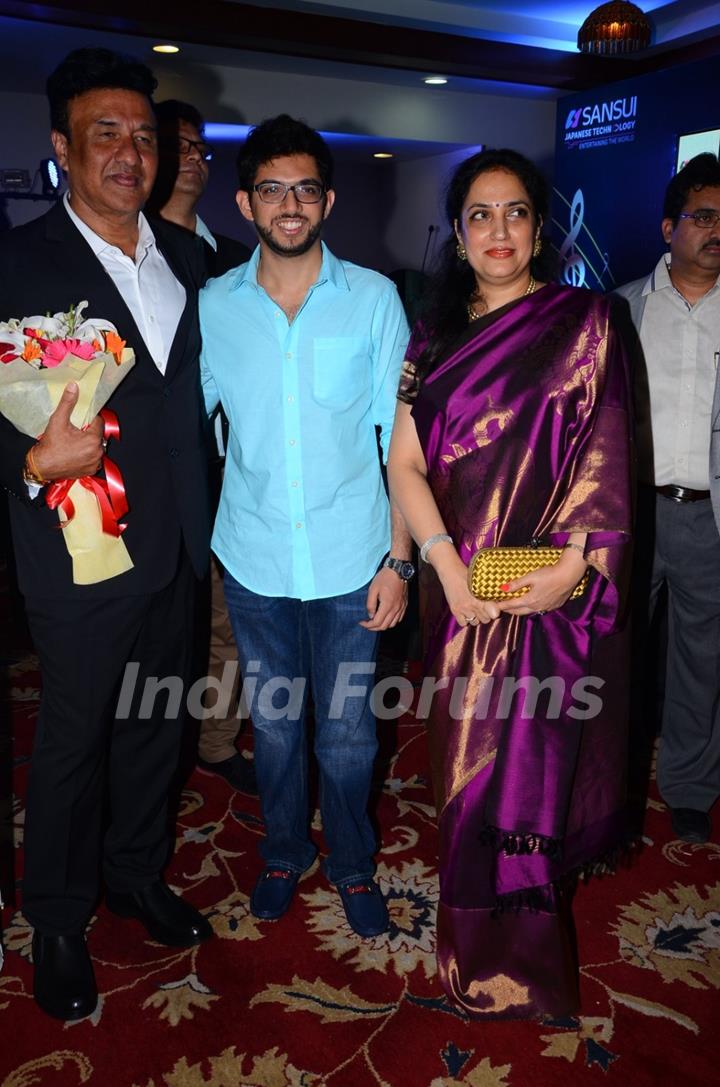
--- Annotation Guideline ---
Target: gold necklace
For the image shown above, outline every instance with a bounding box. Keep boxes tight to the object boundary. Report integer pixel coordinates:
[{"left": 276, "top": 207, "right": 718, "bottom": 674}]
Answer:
[{"left": 467, "top": 275, "right": 536, "bottom": 322}]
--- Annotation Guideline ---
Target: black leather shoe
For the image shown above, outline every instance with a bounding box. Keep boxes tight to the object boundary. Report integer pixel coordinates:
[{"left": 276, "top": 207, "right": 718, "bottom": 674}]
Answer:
[
  {"left": 32, "top": 932, "right": 98, "bottom": 1021},
  {"left": 197, "top": 753, "right": 258, "bottom": 797},
  {"left": 671, "top": 807, "right": 711, "bottom": 843},
  {"left": 105, "top": 881, "right": 213, "bottom": 947}
]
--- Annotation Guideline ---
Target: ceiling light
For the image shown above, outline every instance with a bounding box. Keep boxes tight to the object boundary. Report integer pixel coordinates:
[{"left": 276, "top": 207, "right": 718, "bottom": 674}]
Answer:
[
  {"left": 424, "top": 76, "right": 448, "bottom": 85},
  {"left": 152, "top": 44, "right": 180, "bottom": 54},
  {"left": 577, "top": 1, "right": 651, "bottom": 55},
  {"left": 373, "top": 152, "right": 394, "bottom": 159}
]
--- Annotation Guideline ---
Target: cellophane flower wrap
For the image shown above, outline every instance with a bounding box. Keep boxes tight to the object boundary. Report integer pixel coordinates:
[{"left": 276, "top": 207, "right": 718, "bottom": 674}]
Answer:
[{"left": 0, "top": 301, "right": 135, "bottom": 584}]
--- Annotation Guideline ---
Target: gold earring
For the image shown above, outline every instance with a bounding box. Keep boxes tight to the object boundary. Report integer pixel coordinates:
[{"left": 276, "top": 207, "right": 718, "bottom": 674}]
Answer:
[
  {"left": 533, "top": 237, "right": 542, "bottom": 258},
  {"left": 456, "top": 242, "right": 467, "bottom": 261}
]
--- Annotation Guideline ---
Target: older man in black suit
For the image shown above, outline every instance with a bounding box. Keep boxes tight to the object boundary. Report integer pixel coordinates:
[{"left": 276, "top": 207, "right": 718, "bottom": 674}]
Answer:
[{"left": 0, "top": 49, "right": 212, "bottom": 1021}]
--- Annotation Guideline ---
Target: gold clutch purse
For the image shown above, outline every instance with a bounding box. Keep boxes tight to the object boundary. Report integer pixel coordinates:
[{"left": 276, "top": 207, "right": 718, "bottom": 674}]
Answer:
[{"left": 467, "top": 544, "right": 590, "bottom": 601}]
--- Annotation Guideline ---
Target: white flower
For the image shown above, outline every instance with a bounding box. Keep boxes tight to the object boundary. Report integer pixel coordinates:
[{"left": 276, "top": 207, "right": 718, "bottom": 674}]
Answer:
[
  {"left": 71, "top": 300, "right": 119, "bottom": 343},
  {"left": 0, "top": 326, "right": 27, "bottom": 357},
  {"left": 0, "top": 301, "right": 119, "bottom": 345}
]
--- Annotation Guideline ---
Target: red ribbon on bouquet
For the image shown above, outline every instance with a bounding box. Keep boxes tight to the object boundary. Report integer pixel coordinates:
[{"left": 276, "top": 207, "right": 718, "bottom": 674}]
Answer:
[{"left": 46, "top": 408, "right": 129, "bottom": 537}]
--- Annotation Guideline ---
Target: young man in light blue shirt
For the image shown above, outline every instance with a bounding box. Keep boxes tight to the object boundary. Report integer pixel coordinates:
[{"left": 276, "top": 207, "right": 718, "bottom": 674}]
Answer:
[{"left": 199, "top": 115, "right": 412, "bottom": 936}]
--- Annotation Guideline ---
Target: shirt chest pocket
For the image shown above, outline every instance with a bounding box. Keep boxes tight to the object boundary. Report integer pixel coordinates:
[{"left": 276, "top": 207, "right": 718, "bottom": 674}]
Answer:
[{"left": 313, "top": 336, "right": 371, "bottom": 407}]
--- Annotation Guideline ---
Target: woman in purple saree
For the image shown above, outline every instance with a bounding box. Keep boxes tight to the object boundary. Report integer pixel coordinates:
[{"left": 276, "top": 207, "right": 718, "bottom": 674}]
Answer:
[{"left": 388, "top": 150, "right": 633, "bottom": 1019}]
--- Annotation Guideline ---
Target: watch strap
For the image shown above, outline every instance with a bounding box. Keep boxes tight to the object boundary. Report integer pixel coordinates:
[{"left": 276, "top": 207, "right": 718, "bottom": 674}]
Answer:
[{"left": 383, "top": 556, "right": 415, "bottom": 580}]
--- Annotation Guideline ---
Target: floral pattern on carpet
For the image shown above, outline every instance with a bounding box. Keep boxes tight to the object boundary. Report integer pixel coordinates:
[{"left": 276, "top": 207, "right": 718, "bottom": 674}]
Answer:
[{"left": 1, "top": 587, "right": 718, "bottom": 1086}]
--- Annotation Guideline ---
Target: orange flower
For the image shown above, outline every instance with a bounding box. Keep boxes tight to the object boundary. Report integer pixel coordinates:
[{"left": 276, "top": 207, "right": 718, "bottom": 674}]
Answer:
[
  {"left": 21, "top": 340, "right": 42, "bottom": 363},
  {"left": 104, "top": 330, "right": 126, "bottom": 364}
]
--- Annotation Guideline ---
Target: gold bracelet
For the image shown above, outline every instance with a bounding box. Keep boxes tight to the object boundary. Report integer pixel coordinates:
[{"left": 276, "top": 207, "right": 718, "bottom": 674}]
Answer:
[
  {"left": 563, "top": 542, "right": 584, "bottom": 554},
  {"left": 24, "top": 445, "right": 48, "bottom": 486}
]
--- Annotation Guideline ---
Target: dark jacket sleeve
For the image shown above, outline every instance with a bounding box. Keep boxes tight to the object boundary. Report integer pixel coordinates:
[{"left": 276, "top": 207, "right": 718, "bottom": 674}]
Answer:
[
  {"left": 0, "top": 256, "right": 38, "bottom": 502},
  {"left": 0, "top": 413, "right": 35, "bottom": 501}
]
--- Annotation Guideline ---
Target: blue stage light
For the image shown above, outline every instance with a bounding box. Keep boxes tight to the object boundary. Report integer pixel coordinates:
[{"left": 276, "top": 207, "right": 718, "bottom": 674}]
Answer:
[{"left": 41, "top": 158, "right": 61, "bottom": 195}]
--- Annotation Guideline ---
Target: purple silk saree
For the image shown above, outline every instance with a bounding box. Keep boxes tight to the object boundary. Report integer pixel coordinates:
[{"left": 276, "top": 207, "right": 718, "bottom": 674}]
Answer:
[{"left": 409, "top": 284, "right": 633, "bottom": 1018}]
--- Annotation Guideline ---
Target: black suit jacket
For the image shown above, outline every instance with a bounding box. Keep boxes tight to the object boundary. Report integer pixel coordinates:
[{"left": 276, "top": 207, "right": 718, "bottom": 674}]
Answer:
[
  {"left": 205, "top": 232, "right": 252, "bottom": 278},
  {"left": 152, "top": 221, "right": 251, "bottom": 281},
  {"left": 0, "top": 203, "right": 211, "bottom": 600}
]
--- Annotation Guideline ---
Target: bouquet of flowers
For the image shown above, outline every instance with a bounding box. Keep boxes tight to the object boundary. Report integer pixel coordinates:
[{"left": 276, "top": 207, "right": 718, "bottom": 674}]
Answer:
[{"left": 0, "top": 301, "right": 135, "bottom": 584}]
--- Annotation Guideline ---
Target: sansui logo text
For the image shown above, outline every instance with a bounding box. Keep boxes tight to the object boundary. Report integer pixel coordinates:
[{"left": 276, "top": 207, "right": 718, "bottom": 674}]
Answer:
[
  {"left": 566, "top": 96, "right": 638, "bottom": 130},
  {"left": 563, "top": 95, "right": 638, "bottom": 148}
]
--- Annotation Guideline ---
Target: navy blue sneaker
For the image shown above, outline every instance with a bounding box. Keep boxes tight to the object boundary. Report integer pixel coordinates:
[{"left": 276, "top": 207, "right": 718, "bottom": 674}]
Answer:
[
  {"left": 250, "top": 867, "right": 299, "bottom": 920},
  {"left": 338, "top": 879, "right": 389, "bottom": 937}
]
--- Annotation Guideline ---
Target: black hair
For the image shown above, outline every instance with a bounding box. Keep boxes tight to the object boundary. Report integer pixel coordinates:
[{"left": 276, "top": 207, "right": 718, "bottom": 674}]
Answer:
[
  {"left": 663, "top": 152, "right": 720, "bottom": 223},
  {"left": 47, "top": 48, "right": 157, "bottom": 138},
  {"left": 154, "top": 99, "right": 205, "bottom": 135},
  {"left": 236, "top": 114, "right": 334, "bottom": 192},
  {"left": 413, "top": 148, "right": 555, "bottom": 385}
]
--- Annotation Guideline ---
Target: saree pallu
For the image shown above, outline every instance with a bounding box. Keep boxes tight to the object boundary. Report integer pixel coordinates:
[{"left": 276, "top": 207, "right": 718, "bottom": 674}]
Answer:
[{"left": 410, "top": 285, "right": 633, "bottom": 1018}]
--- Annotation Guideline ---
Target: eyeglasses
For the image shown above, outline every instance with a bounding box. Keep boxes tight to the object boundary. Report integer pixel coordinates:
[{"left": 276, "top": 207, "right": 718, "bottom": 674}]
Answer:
[
  {"left": 176, "top": 136, "right": 214, "bottom": 162},
  {"left": 252, "top": 180, "right": 325, "bottom": 204},
  {"left": 678, "top": 209, "right": 720, "bottom": 229}
]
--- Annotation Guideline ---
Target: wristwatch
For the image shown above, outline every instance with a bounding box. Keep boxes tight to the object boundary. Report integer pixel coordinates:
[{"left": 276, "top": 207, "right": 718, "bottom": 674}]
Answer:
[{"left": 383, "top": 556, "right": 416, "bottom": 581}]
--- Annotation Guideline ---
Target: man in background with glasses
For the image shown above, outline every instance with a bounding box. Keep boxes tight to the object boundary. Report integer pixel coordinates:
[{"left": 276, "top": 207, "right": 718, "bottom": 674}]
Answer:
[
  {"left": 199, "top": 115, "right": 412, "bottom": 937},
  {"left": 151, "top": 100, "right": 257, "bottom": 798},
  {"left": 617, "top": 152, "right": 720, "bottom": 845},
  {"left": 152, "top": 99, "right": 250, "bottom": 276}
]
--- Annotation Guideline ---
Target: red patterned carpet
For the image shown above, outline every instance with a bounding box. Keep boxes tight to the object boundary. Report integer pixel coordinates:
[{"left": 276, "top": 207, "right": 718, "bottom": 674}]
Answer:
[{"left": 1, "top": 566, "right": 719, "bottom": 1087}]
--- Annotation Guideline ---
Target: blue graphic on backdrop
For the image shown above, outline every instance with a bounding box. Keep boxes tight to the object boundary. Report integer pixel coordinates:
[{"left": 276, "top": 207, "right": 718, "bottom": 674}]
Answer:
[
  {"left": 553, "top": 54, "right": 717, "bottom": 283},
  {"left": 553, "top": 188, "right": 614, "bottom": 291}
]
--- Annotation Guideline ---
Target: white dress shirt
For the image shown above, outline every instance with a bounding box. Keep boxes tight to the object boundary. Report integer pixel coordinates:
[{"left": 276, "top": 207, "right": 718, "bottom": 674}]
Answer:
[
  {"left": 63, "top": 192, "right": 186, "bottom": 374},
  {"left": 637, "top": 255, "right": 720, "bottom": 489}
]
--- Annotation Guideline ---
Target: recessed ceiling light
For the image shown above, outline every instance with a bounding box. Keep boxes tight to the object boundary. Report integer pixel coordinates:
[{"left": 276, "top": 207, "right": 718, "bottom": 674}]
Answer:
[
  {"left": 373, "top": 152, "right": 394, "bottom": 159},
  {"left": 424, "top": 76, "right": 448, "bottom": 85},
  {"left": 153, "top": 44, "right": 180, "bottom": 54}
]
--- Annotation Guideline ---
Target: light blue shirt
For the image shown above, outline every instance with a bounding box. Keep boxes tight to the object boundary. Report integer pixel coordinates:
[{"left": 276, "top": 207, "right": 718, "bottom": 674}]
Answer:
[{"left": 200, "top": 243, "right": 409, "bottom": 600}]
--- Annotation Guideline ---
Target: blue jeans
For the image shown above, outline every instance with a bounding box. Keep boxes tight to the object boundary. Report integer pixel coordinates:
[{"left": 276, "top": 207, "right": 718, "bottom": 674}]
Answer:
[{"left": 223, "top": 573, "right": 380, "bottom": 885}]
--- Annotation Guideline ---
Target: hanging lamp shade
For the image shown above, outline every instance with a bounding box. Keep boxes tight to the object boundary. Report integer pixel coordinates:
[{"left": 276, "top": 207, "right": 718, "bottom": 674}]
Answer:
[{"left": 577, "top": 1, "right": 652, "bottom": 55}]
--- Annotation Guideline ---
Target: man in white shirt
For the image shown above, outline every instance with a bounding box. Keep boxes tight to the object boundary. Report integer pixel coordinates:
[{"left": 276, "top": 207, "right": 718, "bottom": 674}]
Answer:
[
  {"left": 617, "top": 153, "right": 720, "bottom": 844},
  {"left": 0, "top": 49, "right": 212, "bottom": 1021}
]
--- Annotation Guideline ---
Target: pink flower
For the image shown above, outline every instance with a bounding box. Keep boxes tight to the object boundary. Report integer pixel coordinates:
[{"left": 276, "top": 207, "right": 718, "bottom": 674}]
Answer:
[{"left": 40, "top": 337, "right": 96, "bottom": 368}]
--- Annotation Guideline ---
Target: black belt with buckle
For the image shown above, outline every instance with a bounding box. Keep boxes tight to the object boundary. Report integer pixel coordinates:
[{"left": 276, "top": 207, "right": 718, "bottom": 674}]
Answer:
[{"left": 656, "top": 484, "right": 711, "bottom": 503}]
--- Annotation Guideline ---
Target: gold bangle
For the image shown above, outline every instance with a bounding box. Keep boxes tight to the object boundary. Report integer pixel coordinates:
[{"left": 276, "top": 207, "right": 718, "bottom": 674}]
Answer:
[
  {"left": 563, "top": 542, "right": 585, "bottom": 556},
  {"left": 24, "top": 445, "right": 48, "bottom": 485}
]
